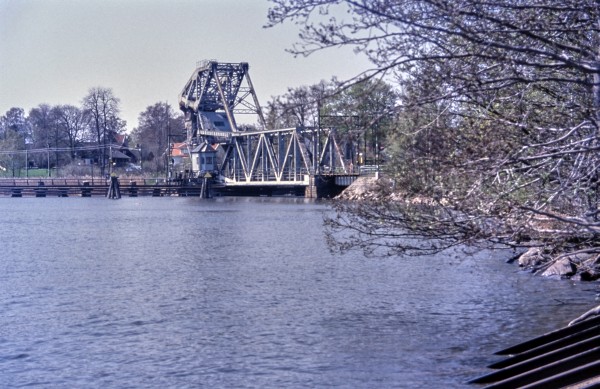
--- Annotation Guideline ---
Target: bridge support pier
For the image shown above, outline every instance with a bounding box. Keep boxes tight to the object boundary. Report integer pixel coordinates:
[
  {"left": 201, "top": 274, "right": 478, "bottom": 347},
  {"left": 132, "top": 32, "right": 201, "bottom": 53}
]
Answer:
[
  {"left": 305, "top": 176, "right": 317, "bottom": 198},
  {"left": 314, "top": 175, "right": 349, "bottom": 199}
]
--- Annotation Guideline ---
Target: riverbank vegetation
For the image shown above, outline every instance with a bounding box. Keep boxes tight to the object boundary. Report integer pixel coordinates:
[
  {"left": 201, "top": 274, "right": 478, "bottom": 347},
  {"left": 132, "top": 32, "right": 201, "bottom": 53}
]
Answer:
[
  {"left": 268, "top": 0, "right": 600, "bottom": 279},
  {"left": 0, "top": 89, "right": 184, "bottom": 178}
]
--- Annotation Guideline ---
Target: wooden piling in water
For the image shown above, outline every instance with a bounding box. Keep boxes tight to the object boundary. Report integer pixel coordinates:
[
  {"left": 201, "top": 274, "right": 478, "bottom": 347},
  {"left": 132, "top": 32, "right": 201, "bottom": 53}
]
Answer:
[
  {"left": 128, "top": 181, "right": 138, "bottom": 197},
  {"left": 35, "top": 181, "right": 47, "bottom": 197},
  {"left": 106, "top": 176, "right": 121, "bottom": 199},
  {"left": 81, "top": 181, "right": 92, "bottom": 197}
]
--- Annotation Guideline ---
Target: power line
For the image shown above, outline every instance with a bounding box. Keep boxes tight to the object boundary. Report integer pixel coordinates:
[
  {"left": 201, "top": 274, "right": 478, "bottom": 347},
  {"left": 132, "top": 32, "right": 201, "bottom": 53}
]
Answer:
[{"left": 0, "top": 143, "right": 138, "bottom": 155}]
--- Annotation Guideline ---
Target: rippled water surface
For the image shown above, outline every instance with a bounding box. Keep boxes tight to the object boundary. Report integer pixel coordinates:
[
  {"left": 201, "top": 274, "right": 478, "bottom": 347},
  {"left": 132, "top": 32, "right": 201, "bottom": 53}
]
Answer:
[{"left": 0, "top": 197, "right": 597, "bottom": 388}]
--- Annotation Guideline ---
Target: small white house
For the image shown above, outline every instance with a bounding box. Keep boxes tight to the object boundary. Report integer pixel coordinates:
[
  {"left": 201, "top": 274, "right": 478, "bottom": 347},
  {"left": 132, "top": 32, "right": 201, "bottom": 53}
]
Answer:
[{"left": 191, "top": 143, "right": 218, "bottom": 174}]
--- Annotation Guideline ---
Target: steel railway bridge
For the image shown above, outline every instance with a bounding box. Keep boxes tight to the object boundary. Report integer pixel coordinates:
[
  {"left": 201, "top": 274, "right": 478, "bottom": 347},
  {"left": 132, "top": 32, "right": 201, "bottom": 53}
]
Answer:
[{"left": 177, "top": 60, "right": 359, "bottom": 198}]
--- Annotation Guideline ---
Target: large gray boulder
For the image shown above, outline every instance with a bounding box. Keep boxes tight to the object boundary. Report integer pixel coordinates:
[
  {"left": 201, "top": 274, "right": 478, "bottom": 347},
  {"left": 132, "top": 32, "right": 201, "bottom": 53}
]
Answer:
[
  {"left": 518, "top": 247, "right": 544, "bottom": 268},
  {"left": 541, "top": 258, "right": 576, "bottom": 278}
]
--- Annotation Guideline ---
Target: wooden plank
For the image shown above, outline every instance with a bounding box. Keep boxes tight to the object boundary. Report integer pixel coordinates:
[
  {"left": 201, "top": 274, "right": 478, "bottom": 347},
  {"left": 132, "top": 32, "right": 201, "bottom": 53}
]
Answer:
[
  {"left": 496, "top": 315, "right": 600, "bottom": 355},
  {"left": 470, "top": 334, "right": 600, "bottom": 384},
  {"left": 518, "top": 359, "right": 600, "bottom": 389},
  {"left": 482, "top": 347, "right": 600, "bottom": 388},
  {"left": 489, "top": 324, "right": 600, "bottom": 368}
]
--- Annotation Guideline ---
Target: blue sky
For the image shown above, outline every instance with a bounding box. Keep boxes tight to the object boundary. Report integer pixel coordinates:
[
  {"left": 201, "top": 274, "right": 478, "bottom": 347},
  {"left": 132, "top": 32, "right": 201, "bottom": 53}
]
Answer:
[{"left": 0, "top": 0, "right": 371, "bottom": 130}]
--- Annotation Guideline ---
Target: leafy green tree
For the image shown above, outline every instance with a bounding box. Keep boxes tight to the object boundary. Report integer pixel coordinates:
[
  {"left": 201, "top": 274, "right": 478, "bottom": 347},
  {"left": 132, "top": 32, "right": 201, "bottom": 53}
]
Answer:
[
  {"left": 131, "top": 102, "right": 184, "bottom": 174},
  {"left": 1, "top": 107, "right": 29, "bottom": 140},
  {"left": 28, "top": 104, "right": 53, "bottom": 150},
  {"left": 0, "top": 108, "right": 27, "bottom": 175},
  {"left": 322, "top": 78, "right": 397, "bottom": 165},
  {"left": 265, "top": 78, "right": 397, "bottom": 166},
  {"left": 29, "top": 104, "right": 66, "bottom": 168}
]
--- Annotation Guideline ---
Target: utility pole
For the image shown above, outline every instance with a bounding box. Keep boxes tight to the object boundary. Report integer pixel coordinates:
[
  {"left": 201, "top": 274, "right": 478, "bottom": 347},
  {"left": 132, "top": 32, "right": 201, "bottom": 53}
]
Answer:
[
  {"left": 166, "top": 102, "right": 170, "bottom": 183},
  {"left": 316, "top": 92, "right": 322, "bottom": 175},
  {"left": 137, "top": 144, "right": 143, "bottom": 171}
]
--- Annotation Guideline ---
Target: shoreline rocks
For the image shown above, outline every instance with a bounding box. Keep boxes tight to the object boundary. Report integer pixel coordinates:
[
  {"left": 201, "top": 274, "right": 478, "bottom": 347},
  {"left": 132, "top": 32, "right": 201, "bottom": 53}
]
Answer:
[
  {"left": 335, "top": 176, "right": 390, "bottom": 201},
  {"left": 516, "top": 247, "right": 600, "bottom": 281}
]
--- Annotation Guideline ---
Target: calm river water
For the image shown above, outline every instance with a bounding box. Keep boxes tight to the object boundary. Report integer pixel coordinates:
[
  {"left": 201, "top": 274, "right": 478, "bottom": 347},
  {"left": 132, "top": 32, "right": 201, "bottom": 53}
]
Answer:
[{"left": 0, "top": 197, "right": 597, "bottom": 388}]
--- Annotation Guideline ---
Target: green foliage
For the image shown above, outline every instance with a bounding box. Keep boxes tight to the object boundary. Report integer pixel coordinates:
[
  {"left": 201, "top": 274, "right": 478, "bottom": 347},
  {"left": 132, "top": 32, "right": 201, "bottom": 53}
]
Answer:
[
  {"left": 130, "top": 102, "right": 184, "bottom": 175},
  {"left": 269, "top": 0, "right": 600, "bottom": 255},
  {"left": 265, "top": 78, "right": 398, "bottom": 166},
  {"left": 0, "top": 168, "right": 47, "bottom": 178}
]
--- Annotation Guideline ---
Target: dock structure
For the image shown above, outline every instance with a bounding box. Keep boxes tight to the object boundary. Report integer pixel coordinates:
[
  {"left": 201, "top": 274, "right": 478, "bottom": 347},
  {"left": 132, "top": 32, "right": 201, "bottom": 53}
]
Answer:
[
  {"left": 0, "top": 175, "right": 364, "bottom": 198},
  {"left": 470, "top": 315, "right": 600, "bottom": 388},
  {"left": 0, "top": 178, "right": 202, "bottom": 198}
]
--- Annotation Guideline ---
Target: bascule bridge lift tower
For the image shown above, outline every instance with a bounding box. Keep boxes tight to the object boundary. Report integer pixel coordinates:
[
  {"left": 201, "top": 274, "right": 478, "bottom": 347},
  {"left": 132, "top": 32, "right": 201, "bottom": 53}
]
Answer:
[{"left": 178, "top": 60, "right": 354, "bottom": 197}]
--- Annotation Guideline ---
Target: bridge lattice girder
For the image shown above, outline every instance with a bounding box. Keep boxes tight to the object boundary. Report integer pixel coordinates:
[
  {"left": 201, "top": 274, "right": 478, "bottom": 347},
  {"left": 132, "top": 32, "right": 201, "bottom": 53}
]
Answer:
[
  {"left": 220, "top": 127, "right": 349, "bottom": 185},
  {"left": 178, "top": 61, "right": 349, "bottom": 185},
  {"left": 221, "top": 128, "right": 313, "bottom": 184}
]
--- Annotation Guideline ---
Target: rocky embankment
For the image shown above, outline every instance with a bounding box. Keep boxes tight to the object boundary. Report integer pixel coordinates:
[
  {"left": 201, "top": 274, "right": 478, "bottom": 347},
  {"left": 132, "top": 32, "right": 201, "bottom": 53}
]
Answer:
[
  {"left": 336, "top": 177, "right": 386, "bottom": 201},
  {"left": 338, "top": 177, "right": 600, "bottom": 281},
  {"left": 515, "top": 248, "right": 600, "bottom": 281}
]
